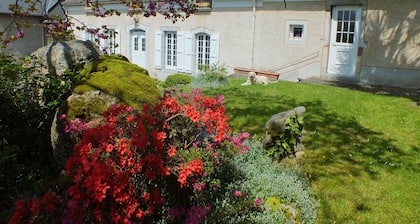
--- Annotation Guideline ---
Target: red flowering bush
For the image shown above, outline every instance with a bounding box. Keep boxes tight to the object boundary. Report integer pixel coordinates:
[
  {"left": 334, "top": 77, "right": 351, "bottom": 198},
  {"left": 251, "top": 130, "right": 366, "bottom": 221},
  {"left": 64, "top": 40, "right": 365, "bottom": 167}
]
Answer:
[
  {"left": 8, "top": 192, "right": 62, "bottom": 224},
  {"left": 9, "top": 88, "right": 250, "bottom": 223}
]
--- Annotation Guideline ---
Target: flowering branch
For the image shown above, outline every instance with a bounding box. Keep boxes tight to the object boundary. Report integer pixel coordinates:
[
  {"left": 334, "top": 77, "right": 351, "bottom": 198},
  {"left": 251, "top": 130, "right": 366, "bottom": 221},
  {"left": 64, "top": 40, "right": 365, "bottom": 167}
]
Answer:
[{"left": 1, "top": 0, "right": 197, "bottom": 46}]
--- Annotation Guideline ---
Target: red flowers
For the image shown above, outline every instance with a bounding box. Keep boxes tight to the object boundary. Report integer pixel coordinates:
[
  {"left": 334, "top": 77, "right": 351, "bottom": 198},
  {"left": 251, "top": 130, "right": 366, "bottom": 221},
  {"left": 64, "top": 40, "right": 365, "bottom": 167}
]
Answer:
[
  {"left": 178, "top": 159, "right": 204, "bottom": 187},
  {"left": 9, "top": 89, "right": 249, "bottom": 223},
  {"left": 8, "top": 192, "right": 62, "bottom": 224}
]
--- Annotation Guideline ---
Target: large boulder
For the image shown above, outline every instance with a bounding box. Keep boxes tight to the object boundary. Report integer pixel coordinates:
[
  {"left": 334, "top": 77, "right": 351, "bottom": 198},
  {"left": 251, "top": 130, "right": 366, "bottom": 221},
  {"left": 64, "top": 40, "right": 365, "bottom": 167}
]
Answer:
[
  {"left": 31, "top": 40, "right": 101, "bottom": 77},
  {"left": 51, "top": 55, "right": 160, "bottom": 167}
]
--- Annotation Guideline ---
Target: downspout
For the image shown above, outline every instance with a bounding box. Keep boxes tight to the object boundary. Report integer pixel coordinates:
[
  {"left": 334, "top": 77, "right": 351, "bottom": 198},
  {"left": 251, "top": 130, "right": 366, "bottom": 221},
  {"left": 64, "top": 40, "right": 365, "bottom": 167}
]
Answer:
[{"left": 251, "top": 0, "right": 256, "bottom": 68}]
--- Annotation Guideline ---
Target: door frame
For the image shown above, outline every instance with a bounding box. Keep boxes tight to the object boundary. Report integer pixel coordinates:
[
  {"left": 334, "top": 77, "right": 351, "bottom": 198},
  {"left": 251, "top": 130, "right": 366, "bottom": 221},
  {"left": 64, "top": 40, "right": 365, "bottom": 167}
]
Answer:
[
  {"left": 327, "top": 5, "right": 362, "bottom": 77},
  {"left": 130, "top": 29, "right": 147, "bottom": 68}
]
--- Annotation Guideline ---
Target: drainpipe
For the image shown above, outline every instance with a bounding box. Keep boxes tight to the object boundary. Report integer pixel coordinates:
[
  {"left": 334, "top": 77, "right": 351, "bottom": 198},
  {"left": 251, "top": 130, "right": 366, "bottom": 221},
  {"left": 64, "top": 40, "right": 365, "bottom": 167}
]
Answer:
[{"left": 251, "top": 0, "right": 256, "bottom": 68}]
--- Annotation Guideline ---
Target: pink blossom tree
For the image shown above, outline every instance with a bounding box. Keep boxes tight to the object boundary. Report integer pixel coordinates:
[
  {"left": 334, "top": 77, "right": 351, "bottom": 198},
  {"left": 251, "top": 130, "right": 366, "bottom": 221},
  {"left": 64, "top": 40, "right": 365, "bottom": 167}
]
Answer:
[{"left": 1, "top": 0, "right": 197, "bottom": 46}]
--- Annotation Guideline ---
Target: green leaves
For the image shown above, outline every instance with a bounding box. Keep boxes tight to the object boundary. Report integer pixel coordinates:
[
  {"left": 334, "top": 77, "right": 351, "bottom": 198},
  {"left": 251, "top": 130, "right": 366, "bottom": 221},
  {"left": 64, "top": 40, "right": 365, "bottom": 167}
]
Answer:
[{"left": 268, "top": 115, "right": 304, "bottom": 161}]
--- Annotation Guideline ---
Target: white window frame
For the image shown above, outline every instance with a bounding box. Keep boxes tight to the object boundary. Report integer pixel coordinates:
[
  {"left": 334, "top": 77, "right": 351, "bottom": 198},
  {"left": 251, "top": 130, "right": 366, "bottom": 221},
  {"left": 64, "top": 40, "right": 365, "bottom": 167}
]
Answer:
[
  {"left": 85, "top": 27, "right": 97, "bottom": 42},
  {"left": 105, "top": 28, "right": 120, "bottom": 55},
  {"left": 285, "top": 20, "right": 307, "bottom": 44},
  {"left": 165, "top": 31, "right": 177, "bottom": 70},
  {"left": 195, "top": 33, "right": 211, "bottom": 71}
]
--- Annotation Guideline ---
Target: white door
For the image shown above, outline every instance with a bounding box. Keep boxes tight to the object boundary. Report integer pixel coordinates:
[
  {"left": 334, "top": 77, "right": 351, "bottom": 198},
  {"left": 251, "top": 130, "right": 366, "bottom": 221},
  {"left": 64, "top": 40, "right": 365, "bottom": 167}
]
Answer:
[
  {"left": 327, "top": 6, "right": 361, "bottom": 77},
  {"left": 131, "top": 30, "right": 147, "bottom": 68}
]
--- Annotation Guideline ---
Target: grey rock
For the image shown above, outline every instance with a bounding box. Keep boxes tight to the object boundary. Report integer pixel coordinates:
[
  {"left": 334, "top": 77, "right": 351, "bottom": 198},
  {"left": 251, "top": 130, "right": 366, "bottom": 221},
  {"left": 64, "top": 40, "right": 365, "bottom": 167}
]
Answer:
[
  {"left": 30, "top": 40, "right": 101, "bottom": 77},
  {"left": 262, "top": 106, "right": 306, "bottom": 160},
  {"left": 51, "top": 90, "right": 120, "bottom": 167}
]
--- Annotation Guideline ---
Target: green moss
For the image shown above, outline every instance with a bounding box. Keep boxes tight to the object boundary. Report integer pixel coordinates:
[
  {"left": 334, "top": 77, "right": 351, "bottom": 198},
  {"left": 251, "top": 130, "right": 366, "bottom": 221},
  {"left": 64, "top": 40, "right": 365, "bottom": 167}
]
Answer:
[{"left": 69, "top": 56, "right": 159, "bottom": 120}]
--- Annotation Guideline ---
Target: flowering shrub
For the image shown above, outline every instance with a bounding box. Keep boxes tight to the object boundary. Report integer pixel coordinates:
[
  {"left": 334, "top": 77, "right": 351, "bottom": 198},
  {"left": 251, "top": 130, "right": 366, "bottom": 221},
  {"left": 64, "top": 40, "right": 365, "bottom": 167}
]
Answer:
[
  {"left": 8, "top": 192, "right": 62, "bottom": 224},
  {"left": 9, "top": 89, "right": 252, "bottom": 223}
]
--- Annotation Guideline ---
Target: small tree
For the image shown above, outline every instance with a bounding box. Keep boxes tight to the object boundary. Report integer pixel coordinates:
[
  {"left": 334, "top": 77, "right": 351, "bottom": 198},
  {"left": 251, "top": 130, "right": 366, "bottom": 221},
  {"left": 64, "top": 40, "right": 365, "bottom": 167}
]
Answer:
[{"left": 1, "top": 0, "right": 197, "bottom": 45}]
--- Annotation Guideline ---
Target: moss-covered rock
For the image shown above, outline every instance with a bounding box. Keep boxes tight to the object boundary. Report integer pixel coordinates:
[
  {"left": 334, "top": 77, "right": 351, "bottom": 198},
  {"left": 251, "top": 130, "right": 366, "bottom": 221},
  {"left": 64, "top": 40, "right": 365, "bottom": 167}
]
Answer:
[
  {"left": 67, "top": 55, "right": 159, "bottom": 120},
  {"left": 52, "top": 55, "right": 160, "bottom": 166}
]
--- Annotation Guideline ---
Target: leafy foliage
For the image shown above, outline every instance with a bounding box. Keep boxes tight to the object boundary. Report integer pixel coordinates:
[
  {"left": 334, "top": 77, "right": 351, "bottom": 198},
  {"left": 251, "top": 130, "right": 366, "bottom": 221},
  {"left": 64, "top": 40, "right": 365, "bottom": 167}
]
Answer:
[
  {"left": 0, "top": 52, "right": 75, "bottom": 218},
  {"left": 222, "top": 139, "right": 318, "bottom": 224},
  {"left": 266, "top": 115, "right": 304, "bottom": 161},
  {"left": 1, "top": 0, "right": 197, "bottom": 45},
  {"left": 191, "top": 64, "right": 229, "bottom": 88},
  {"left": 164, "top": 73, "right": 192, "bottom": 88}
]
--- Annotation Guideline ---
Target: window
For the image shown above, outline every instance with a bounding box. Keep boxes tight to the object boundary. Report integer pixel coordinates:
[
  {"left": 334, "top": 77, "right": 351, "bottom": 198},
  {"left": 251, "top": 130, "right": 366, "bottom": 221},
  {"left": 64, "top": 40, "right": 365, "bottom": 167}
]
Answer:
[
  {"left": 195, "top": 0, "right": 211, "bottom": 8},
  {"left": 86, "top": 28, "right": 97, "bottom": 42},
  {"left": 155, "top": 30, "right": 219, "bottom": 73},
  {"left": 285, "top": 21, "right": 307, "bottom": 44},
  {"left": 196, "top": 33, "right": 210, "bottom": 70},
  {"left": 141, "top": 37, "right": 146, "bottom": 52},
  {"left": 106, "top": 29, "right": 118, "bottom": 54},
  {"left": 290, "top": 25, "right": 304, "bottom": 40},
  {"left": 335, "top": 10, "right": 356, "bottom": 44},
  {"left": 134, "top": 37, "right": 139, "bottom": 51},
  {"left": 165, "top": 31, "right": 177, "bottom": 69}
]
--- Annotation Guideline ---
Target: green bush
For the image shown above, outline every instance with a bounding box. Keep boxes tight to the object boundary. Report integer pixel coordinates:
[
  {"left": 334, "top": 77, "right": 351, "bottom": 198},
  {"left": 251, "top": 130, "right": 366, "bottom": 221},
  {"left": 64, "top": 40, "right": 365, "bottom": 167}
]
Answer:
[
  {"left": 0, "top": 52, "right": 67, "bottom": 220},
  {"left": 266, "top": 115, "right": 304, "bottom": 161},
  {"left": 163, "top": 73, "right": 192, "bottom": 88},
  {"left": 191, "top": 64, "right": 229, "bottom": 88},
  {"left": 206, "top": 139, "right": 318, "bottom": 223}
]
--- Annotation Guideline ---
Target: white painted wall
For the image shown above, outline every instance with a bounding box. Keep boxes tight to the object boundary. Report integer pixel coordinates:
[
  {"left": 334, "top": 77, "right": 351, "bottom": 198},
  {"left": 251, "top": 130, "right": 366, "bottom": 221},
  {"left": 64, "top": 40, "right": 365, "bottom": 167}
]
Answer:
[{"left": 64, "top": 0, "right": 420, "bottom": 88}]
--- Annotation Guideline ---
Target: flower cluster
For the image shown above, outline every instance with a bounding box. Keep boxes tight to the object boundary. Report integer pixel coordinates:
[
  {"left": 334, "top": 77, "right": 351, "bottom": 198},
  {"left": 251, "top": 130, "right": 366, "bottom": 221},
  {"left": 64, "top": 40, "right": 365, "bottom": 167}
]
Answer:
[
  {"left": 9, "top": 89, "right": 250, "bottom": 223},
  {"left": 8, "top": 192, "right": 62, "bottom": 224}
]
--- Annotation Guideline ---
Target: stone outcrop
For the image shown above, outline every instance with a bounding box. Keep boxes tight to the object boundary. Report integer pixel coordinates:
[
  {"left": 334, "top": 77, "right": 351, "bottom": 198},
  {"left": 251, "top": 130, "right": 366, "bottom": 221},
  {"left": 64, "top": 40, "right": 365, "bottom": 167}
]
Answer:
[
  {"left": 31, "top": 40, "right": 101, "bottom": 77},
  {"left": 49, "top": 54, "right": 160, "bottom": 167},
  {"left": 262, "top": 106, "right": 306, "bottom": 160},
  {"left": 51, "top": 90, "right": 120, "bottom": 166}
]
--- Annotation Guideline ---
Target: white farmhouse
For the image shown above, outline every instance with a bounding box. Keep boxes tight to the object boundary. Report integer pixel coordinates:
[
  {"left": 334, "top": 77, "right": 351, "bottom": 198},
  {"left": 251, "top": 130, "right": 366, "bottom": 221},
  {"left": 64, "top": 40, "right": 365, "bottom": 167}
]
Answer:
[{"left": 63, "top": 0, "right": 419, "bottom": 88}]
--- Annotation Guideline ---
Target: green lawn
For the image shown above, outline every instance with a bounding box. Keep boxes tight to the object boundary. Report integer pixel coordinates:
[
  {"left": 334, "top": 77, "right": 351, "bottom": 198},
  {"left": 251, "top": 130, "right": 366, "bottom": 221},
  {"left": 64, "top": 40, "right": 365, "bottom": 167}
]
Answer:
[{"left": 201, "top": 78, "right": 420, "bottom": 223}]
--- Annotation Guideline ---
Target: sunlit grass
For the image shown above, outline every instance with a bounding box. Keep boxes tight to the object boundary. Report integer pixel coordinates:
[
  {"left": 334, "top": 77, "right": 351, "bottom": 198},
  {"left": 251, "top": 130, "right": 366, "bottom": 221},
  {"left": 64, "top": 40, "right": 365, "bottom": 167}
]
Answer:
[{"left": 200, "top": 78, "right": 420, "bottom": 223}]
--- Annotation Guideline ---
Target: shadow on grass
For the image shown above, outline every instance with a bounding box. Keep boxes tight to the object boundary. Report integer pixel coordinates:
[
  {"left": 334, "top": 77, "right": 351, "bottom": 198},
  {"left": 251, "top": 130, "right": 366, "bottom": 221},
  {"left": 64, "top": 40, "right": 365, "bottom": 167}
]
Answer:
[
  {"left": 204, "top": 85, "right": 418, "bottom": 181},
  {"left": 304, "top": 77, "right": 420, "bottom": 106},
  {"left": 204, "top": 82, "right": 419, "bottom": 222},
  {"left": 301, "top": 100, "right": 419, "bottom": 181}
]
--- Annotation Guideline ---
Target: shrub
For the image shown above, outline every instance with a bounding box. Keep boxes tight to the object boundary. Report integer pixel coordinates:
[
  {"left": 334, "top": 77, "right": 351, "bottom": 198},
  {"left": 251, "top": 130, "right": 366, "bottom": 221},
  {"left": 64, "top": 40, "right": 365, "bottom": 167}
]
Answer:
[
  {"left": 164, "top": 73, "right": 192, "bottom": 88},
  {"left": 223, "top": 139, "right": 318, "bottom": 224},
  {"left": 191, "top": 64, "right": 229, "bottom": 88},
  {"left": 7, "top": 89, "right": 317, "bottom": 223},
  {"left": 9, "top": 89, "right": 250, "bottom": 223},
  {"left": 0, "top": 52, "right": 70, "bottom": 218},
  {"left": 266, "top": 115, "right": 305, "bottom": 161}
]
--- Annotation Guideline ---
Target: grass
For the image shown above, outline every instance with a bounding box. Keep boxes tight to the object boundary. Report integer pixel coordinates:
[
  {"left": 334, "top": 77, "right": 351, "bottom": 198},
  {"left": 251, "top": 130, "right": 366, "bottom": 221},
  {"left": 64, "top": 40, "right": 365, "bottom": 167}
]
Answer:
[{"left": 200, "top": 78, "right": 420, "bottom": 223}]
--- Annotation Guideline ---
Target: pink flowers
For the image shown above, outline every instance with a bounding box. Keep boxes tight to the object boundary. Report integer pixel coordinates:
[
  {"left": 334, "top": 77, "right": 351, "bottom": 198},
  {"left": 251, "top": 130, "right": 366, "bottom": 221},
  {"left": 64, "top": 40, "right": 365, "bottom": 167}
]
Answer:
[
  {"left": 254, "top": 198, "right": 263, "bottom": 206},
  {"left": 234, "top": 190, "right": 243, "bottom": 197},
  {"left": 231, "top": 132, "right": 251, "bottom": 154}
]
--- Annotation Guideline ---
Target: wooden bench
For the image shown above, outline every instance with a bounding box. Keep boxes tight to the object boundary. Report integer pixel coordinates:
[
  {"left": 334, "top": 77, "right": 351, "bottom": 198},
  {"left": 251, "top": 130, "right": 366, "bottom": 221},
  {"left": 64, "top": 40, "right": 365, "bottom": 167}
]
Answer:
[{"left": 233, "top": 67, "right": 280, "bottom": 81}]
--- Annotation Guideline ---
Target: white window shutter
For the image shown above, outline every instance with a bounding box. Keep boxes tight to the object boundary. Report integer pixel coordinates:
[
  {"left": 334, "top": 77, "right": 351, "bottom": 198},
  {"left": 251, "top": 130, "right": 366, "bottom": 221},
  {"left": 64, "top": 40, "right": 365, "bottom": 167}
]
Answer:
[
  {"left": 154, "top": 30, "right": 162, "bottom": 69},
  {"left": 210, "top": 33, "right": 220, "bottom": 65},
  {"left": 184, "top": 33, "right": 193, "bottom": 73},
  {"left": 177, "top": 32, "right": 184, "bottom": 72}
]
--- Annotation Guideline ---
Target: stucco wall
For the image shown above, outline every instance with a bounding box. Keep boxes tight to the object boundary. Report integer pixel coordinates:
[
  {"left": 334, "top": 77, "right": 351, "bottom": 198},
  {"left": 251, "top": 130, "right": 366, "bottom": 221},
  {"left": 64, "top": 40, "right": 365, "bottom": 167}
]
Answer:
[
  {"left": 68, "top": 1, "right": 327, "bottom": 80},
  {"left": 254, "top": 2, "right": 326, "bottom": 73},
  {"left": 359, "top": 0, "right": 420, "bottom": 88},
  {"left": 362, "top": 0, "right": 420, "bottom": 70},
  {"left": 0, "top": 15, "right": 45, "bottom": 55}
]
